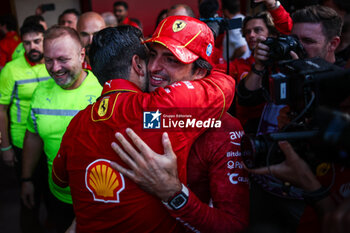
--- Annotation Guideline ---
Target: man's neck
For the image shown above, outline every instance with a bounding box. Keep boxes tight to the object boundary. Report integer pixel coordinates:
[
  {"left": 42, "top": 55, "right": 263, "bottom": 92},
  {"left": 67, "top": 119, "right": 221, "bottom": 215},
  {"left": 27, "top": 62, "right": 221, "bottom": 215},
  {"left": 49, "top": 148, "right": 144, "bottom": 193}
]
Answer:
[
  {"left": 120, "top": 16, "right": 128, "bottom": 24},
  {"left": 326, "top": 53, "right": 336, "bottom": 64}
]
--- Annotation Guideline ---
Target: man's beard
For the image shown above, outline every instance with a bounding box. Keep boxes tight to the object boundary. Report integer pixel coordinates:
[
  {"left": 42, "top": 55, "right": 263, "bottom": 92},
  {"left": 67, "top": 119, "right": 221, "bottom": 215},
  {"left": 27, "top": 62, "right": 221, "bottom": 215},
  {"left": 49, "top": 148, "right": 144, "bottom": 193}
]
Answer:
[{"left": 27, "top": 49, "right": 43, "bottom": 63}]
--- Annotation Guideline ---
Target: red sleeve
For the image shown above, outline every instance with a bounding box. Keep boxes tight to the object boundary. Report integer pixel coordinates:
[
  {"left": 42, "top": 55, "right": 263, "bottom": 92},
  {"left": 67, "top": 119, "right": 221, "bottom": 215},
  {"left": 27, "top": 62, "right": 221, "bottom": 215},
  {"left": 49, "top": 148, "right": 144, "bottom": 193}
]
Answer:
[
  {"left": 166, "top": 114, "right": 250, "bottom": 232},
  {"left": 0, "top": 33, "right": 20, "bottom": 67},
  {"left": 52, "top": 142, "right": 69, "bottom": 188},
  {"left": 150, "top": 70, "right": 235, "bottom": 121},
  {"left": 269, "top": 4, "right": 293, "bottom": 35},
  {"left": 146, "top": 71, "right": 235, "bottom": 183}
]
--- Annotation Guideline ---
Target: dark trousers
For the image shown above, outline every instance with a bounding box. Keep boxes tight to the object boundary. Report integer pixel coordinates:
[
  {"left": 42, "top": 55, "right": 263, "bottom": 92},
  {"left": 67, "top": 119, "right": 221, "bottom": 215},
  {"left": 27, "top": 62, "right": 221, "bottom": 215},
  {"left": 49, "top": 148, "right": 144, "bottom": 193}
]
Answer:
[
  {"left": 14, "top": 146, "right": 47, "bottom": 233},
  {"left": 14, "top": 146, "right": 74, "bottom": 233}
]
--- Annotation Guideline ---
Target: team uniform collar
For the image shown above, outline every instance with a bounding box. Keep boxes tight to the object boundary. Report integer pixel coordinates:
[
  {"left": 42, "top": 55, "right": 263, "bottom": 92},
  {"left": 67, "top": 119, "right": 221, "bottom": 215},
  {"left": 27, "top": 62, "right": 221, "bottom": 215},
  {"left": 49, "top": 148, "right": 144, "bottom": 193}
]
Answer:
[{"left": 101, "top": 79, "right": 141, "bottom": 96}]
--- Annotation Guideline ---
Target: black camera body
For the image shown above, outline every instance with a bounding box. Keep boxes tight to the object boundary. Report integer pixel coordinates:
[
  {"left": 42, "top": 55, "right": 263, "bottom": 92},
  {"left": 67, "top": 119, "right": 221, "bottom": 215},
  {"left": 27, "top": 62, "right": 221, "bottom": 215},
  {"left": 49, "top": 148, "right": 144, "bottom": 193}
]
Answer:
[
  {"left": 241, "top": 58, "right": 350, "bottom": 170},
  {"left": 270, "top": 58, "right": 350, "bottom": 111},
  {"left": 262, "top": 35, "right": 306, "bottom": 65},
  {"left": 242, "top": 107, "right": 350, "bottom": 170},
  {"left": 201, "top": 17, "right": 242, "bottom": 39}
]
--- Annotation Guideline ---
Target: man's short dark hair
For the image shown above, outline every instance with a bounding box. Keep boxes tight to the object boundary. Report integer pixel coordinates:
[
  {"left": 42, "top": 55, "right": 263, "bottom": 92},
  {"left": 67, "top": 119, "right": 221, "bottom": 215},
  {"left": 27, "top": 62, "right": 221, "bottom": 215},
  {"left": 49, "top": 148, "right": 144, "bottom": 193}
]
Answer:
[
  {"left": 169, "top": 4, "right": 195, "bottom": 18},
  {"left": 221, "top": 0, "right": 240, "bottom": 15},
  {"left": 89, "top": 26, "right": 148, "bottom": 86},
  {"left": 192, "top": 58, "right": 212, "bottom": 76},
  {"left": 23, "top": 15, "right": 45, "bottom": 27},
  {"left": 292, "top": 5, "right": 343, "bottom": 41},
  {"left": 20, "top": 23, "right": 45, "bottom": 39},
  {"left": 0, "top": 15, "right": 18, "bottom": 31},
  {"left": 44, "top": 25, "right": 82, "bottom": 47},
  {"left": 242, "top": 11, "right": 279, "bottom": 37},
  {"left": 114, "top": 1, "right": 128, "bottom": 10},
  {"left": 58, "top": 8, "right": 80, "bottom": 21}
]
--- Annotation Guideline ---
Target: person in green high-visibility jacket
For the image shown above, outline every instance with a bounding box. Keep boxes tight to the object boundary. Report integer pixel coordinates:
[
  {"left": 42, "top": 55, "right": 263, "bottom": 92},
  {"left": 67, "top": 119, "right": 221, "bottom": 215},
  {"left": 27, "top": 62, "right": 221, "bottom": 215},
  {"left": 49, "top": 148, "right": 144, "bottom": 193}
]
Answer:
[
  {"left": 21, "top": 25, "right": 102, "bottom": 233},
  {"left": 0, "top": 23, "right": 48, "bottom": 166},
  {"left": 12, "top": 15, "right": 48, "bottom": 61},
  {"left": 0, "top": 23, "right": 49, "bottom": 233}
]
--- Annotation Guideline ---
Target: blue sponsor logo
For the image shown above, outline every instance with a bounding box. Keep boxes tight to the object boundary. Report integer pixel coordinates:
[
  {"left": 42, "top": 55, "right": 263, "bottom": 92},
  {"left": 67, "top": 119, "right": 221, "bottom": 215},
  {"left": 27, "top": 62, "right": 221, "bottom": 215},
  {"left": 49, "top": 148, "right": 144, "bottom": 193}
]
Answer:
[{"left": 143, "top": 110, "right": 162, "bottom": 129}]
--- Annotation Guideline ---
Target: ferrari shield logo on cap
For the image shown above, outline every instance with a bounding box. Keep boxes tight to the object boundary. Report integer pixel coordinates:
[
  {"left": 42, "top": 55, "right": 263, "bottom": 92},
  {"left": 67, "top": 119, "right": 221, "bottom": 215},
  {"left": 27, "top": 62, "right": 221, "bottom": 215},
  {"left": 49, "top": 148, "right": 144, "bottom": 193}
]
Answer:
[
  {"left": 172, "top": 20, "right": 187, "bottom": 32},
  {"left": 98, "top": 97, "right": 109, "bottom": 117}
]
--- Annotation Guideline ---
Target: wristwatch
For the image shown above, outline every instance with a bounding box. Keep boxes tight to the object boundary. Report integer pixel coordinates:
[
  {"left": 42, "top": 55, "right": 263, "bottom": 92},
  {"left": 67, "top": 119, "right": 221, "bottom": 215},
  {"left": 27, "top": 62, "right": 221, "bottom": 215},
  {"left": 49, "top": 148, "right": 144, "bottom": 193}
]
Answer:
[{"left": 162, "top": 184, "right": 189, "bottom": 210}]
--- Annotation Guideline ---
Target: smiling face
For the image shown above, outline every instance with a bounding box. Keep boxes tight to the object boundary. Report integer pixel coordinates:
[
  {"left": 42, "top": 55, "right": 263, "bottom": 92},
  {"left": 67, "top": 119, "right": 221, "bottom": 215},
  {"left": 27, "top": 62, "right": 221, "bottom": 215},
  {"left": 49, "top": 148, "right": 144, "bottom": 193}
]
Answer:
[
  {"left": 44, "top": 34, "right": 84, "bottom": 89},
  {"left": 22, "top": 32, "right": 44, "bottom": 63},
  {"left": 147, "top": 43, "right": 195, "bottom": 92}
]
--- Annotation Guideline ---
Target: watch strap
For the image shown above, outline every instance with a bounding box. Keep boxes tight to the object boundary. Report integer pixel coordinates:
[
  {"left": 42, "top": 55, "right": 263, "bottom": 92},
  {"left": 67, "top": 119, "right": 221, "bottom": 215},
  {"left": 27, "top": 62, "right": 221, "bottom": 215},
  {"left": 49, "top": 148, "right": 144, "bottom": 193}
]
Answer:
[
  {"left": 162, "top": 184, "right": 189, "bottom": 210},
  {"left": 251, "top": 63, "right": 267, "bottom": 77}
]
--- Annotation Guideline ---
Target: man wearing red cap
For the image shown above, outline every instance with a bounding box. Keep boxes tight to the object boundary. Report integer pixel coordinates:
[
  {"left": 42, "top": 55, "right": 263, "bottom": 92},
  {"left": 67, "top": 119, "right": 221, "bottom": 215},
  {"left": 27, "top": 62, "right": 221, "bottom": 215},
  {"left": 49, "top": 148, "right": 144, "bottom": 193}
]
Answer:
[
  {"left": 121, "top": 16, "right": 250, "bottom": 232},
  {"left": 52, "top": 18, "right": 235, "bottom": 232}
]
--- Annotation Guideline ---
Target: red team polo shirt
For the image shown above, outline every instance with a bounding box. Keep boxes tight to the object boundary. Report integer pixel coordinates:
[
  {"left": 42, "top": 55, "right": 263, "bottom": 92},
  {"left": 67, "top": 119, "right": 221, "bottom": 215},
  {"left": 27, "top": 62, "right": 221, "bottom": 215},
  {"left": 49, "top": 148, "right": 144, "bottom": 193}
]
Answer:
[
  {"left": 121, "top": 17, "right": 140, "bottom": 30},
  {"left": 170, "top": 113, "right": 249, "bottom": 232},
  {"left": 52, "top": 70, "right": 234, "bottom": 233}
]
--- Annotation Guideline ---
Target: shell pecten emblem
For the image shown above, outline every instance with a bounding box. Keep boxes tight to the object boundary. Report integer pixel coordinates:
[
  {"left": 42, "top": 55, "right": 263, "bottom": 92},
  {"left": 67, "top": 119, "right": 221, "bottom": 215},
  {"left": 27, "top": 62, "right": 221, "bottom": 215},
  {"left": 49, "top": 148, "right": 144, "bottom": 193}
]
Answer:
[{"left": 85, "top": 159, "right": 125, "bottom": 203}]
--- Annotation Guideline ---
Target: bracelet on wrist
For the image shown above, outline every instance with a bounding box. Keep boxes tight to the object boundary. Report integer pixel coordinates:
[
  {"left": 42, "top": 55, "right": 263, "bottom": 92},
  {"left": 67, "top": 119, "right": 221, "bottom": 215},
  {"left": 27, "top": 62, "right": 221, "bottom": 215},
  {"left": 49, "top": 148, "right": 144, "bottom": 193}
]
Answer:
[
  {"left": 303, "top": 186, "right": 330, "bottom": 205},
  {"left": 251, "top": 64, "right": 267, "bottom": 77},
  {"left": 1, "top": 145, "right": 13, "bottom": 152},
  {"left": 21, "top": 177, "right": 33, "bottom": 183}
]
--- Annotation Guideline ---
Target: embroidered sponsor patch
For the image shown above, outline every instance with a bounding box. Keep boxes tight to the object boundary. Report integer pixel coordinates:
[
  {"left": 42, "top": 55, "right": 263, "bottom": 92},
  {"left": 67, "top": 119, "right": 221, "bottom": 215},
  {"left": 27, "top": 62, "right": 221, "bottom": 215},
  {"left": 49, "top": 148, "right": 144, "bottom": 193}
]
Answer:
[
  {"left": 98, "top": 97, "right": 109, "bottom": 117},
  {"left": 85, "top": 159, "right": 125, "bottom": 203}
]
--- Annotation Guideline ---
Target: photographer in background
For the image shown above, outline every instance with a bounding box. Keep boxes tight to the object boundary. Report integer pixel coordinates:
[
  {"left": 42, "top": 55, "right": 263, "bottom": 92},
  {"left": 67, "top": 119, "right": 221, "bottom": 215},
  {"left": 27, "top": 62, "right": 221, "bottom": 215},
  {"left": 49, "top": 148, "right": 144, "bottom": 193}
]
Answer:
[
  {"left": 238, "top": 5, "right": 342, "bottom": 99},
  {"left": 237, "top": 5, "right": 344, "bottom": 233}
]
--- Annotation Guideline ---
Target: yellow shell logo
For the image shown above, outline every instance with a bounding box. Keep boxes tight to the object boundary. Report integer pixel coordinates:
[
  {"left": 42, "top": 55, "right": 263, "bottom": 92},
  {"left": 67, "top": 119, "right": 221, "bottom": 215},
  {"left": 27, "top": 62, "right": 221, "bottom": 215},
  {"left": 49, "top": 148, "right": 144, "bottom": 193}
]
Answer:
[
  {"left": 172, "top": 20, "right": 187, "bottom": 32},
  {"left": 85, "top": 159, "right": 125, "bottom": 203},
  {"left": 316, "top": 162, "right": 331, "bottom": 177},
  {"left": 98, "top": 97, "right": 109, "bottom": 117}
]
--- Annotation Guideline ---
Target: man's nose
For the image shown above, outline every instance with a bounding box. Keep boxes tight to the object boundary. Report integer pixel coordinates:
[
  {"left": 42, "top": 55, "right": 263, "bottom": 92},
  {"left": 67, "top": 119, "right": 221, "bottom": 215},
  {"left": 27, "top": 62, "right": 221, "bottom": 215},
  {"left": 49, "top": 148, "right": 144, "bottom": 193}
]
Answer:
[
  {"left": 51, "top": 60, "right": 61, "bottom": 72},
  {"left": 148, "top": 57, "right": 162, "bottom": 73}
]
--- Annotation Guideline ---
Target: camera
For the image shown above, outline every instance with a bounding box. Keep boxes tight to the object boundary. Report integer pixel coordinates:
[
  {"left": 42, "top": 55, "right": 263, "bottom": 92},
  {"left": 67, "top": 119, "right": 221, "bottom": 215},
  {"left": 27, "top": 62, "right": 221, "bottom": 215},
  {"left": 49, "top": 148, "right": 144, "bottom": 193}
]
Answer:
[
  {"left": 262, "top": 35, "right": 306, "bottom": 65},
  {"left": 242, "top": 107, "right": 350, "bottom": 170},
  {"left": 241, "top": 58, "right": 350, "bottom": 170},
  {"left": 199, "top": 0, "right": 242, "bottom": 39},
  {"left": 269, "top": 58, "right": 350, "bottom": 111}
]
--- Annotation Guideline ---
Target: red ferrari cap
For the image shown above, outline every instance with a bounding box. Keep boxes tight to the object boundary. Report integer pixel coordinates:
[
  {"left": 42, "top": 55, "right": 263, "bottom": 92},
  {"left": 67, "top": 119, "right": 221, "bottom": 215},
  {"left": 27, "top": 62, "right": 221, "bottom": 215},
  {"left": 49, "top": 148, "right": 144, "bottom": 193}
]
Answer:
[{"left": 144, "top": 15, "right": 214, "bottom": 64}]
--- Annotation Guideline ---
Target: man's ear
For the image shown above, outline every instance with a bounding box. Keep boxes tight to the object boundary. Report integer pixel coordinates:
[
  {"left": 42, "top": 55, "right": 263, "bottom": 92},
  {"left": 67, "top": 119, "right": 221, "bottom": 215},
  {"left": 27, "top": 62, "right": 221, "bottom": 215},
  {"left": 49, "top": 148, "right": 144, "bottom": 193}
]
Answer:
[
  {"left": 80, "top": 47, "right": 86, "bottom": 63},
  {"left": 328, "top": 36, "right": 341, "bottom": 53},
  {"left": 132, "top": 55, "right": 145, "bottom": 76},
  {"left": 192, "top": 67, "right": 207, "bottom": 80}
]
